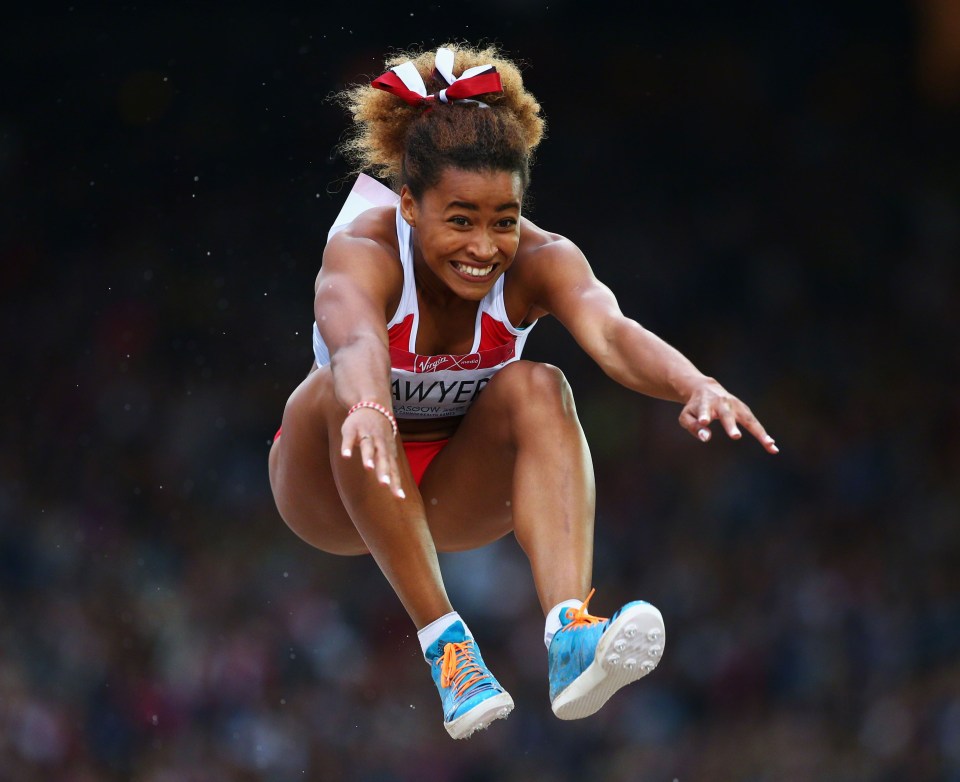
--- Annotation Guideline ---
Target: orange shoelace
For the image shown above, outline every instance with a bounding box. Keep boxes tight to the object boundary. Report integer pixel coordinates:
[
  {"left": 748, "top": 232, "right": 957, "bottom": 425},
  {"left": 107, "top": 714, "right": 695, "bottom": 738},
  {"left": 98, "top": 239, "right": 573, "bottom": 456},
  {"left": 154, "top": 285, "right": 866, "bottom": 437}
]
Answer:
[
  {"left": 560, "top": 588, "right": 607, "bottom": 631},
  {"left": 438, "top": 640, "right": 487, "bottom": 697}
]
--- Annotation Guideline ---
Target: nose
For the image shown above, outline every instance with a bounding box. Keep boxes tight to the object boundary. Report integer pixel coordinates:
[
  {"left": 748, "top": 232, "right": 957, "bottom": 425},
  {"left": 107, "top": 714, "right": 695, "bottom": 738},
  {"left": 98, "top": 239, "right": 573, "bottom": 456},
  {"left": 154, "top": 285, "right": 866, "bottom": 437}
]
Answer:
[{"left": 467, "top": 229, "right": 498, "bottom": 262}]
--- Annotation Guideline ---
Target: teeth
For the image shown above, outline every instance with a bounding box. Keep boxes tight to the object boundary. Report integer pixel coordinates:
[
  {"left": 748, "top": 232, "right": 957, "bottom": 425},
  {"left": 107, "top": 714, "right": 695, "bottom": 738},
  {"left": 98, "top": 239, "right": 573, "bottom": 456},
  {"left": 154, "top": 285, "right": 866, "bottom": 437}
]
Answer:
[{"left": 454, "top": 262, "right": 493, "bottom": 278}]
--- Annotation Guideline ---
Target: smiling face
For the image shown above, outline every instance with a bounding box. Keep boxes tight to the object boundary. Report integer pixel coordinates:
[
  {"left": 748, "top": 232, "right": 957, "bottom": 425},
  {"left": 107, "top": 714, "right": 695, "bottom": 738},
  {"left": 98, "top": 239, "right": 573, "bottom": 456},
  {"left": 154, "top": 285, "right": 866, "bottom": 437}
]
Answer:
[{"left": 400, "top": 167, "right": 524, "bottom": 302}]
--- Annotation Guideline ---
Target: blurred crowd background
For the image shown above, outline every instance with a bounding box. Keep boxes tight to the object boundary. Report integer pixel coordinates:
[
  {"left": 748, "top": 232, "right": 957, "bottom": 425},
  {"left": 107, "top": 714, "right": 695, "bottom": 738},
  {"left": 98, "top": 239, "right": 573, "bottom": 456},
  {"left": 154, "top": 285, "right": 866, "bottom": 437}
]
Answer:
[{"left": 3, "top": 2, "right": 958, "bottom": 780}]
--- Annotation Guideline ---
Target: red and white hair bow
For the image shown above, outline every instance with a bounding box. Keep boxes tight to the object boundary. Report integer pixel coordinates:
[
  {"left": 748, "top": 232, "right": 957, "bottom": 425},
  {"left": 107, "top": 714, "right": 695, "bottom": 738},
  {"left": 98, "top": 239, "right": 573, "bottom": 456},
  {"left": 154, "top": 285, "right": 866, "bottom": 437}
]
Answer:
[{"left": 371, "top": 47, "right": 502, "bottom": 108}]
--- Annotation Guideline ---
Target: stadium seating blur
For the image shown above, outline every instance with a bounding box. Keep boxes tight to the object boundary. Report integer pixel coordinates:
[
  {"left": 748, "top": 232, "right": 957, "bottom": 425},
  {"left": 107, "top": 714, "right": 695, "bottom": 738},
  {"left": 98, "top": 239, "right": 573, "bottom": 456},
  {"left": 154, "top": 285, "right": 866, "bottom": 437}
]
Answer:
[{"left": 2, "top": 4, "right": 958, "bottom": 779}]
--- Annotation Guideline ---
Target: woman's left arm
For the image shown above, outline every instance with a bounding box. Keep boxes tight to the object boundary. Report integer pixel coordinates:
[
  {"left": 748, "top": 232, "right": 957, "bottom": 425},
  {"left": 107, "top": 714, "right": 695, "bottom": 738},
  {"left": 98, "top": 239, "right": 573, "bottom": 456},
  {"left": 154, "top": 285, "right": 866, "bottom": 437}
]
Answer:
[{"left": 530, "top": 238, "right": 778, "bottom": 453}]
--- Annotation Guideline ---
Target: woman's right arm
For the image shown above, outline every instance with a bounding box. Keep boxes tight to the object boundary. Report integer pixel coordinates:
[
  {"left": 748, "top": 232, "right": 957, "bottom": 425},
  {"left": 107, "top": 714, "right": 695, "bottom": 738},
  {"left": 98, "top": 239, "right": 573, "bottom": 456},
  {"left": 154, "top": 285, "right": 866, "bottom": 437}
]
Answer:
[{"left": 314, "top": 220, "right": 406, "bottom": 496}]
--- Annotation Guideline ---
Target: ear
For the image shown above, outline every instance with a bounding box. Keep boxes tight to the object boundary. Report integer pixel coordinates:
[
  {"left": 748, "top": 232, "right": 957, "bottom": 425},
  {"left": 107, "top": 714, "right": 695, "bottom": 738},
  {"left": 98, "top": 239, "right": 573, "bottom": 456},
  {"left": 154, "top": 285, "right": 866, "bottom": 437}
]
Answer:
[{"left": 399, "top": 185, "right": 418, "bottom": 228}]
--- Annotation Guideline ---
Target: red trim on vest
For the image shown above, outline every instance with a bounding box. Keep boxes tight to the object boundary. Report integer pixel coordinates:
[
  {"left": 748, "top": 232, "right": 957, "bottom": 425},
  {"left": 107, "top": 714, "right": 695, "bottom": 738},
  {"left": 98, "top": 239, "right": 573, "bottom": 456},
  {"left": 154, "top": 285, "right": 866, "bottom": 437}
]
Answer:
[
  {"left": 389, "top": 313, "right": 415, "bottom": 350},
  {"left": 387, "top": 311, "right": 518, "bottom": 373},
  {"left": 478, "top": 312, "right": 515, "bottom": 352}
]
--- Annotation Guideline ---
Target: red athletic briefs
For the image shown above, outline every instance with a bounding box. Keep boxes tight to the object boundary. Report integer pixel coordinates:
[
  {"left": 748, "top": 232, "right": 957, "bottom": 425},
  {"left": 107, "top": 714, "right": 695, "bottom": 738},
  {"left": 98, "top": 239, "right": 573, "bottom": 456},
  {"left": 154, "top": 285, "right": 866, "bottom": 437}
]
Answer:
[
  {"left": 273, "top": 427, "right": 448, "bottom": 487},
  {"left": 402, "top": 438, "right": 449, "bottom": 486}
]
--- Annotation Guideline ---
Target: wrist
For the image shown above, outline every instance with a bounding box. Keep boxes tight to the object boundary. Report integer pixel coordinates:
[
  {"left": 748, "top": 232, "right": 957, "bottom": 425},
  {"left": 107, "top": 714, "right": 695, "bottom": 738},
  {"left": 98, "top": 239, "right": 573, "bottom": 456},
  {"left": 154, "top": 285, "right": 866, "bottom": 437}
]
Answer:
[
  {"left": 346, "top": 400, "right": 399, "bottom": 438},
  {"left": 670, "top": 372, "right": 713, "bottom": 403}
]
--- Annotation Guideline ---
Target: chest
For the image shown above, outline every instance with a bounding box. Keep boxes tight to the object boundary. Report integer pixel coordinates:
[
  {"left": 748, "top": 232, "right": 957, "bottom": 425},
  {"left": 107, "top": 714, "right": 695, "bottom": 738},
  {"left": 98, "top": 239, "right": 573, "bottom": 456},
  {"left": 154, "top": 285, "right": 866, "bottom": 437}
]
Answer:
[
  {"left": 413, "top": 297, "right": 479, "bottom": 355},
  {"left": 408, "top": 282, "right": 532, "bottom": 357}
]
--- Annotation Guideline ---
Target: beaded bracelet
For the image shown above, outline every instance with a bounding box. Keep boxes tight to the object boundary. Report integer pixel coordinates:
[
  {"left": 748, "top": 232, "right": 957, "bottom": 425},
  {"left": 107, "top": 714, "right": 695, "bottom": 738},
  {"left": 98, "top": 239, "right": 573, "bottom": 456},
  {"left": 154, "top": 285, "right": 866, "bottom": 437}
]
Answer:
[{"left": 346, "top": 401, "right": 399, "bottom": 438}]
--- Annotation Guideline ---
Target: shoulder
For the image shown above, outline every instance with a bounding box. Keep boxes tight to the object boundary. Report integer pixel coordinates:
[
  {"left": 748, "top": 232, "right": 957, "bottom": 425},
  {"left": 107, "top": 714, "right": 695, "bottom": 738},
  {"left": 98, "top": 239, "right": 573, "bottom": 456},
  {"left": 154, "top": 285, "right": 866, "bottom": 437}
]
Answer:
[
  {"left": 510, "top": 218, "right": 591, "bottom": 293},
  {"left": 326, "top": 205, "right": 401, "bottom": 261},
  {"left": 515, "top": 218, "right": 588, "bottom": 270},
  {"left": 315, "top": 206, "right": 405, "bottom": 316},
  {"left": 507, "top": 219, "right": 605, "bottom": 321},
  {"left": 318, "top": 205, "right": 403, "bottom": 291}
]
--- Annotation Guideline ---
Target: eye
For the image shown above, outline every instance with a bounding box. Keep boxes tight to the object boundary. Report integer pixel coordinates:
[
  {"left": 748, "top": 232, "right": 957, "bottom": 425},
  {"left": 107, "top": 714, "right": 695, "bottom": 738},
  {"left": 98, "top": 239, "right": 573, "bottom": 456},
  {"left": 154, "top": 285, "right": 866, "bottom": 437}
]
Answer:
[
  {"left": 448, "top": 215, "right": 470, "bottom": 227},
  {"left": 497, "top": 217, "right": 518, "bottom": 229}
]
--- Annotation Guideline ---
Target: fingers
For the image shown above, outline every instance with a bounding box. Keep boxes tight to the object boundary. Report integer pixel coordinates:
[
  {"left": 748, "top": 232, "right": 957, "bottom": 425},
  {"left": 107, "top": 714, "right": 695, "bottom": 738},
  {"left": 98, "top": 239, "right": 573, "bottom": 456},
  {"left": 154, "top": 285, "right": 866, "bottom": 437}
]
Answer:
[
  {"left": 373, "top": 436, "right": 405, "bottom": 498},
  {"left": 696, "top": 401, "right": 713, "bottom": 442},
  {"left": 681, "top": 391, "right": 779, "bottom": 454},
  {"left": 740, "top": 414, "right": 779, "bottom": 454},
  {"left": 347, "top": 435, "right": 406, "bottom": 499},
  {"left": 700, "top": 401, "right": 746, "bottom": 441},
  {"left": 340, "top": 420, "right": 406, "bottom": 499},
  {"left": 358, "top": 433, "right": 377, "bottom": 471},
  {"left": 679, "top": 405, "right": 711, "bottom": 442},
  {"left": 716, "top": 400, "right": 742, "bottom": 441},
  {"left": 728, "top": 400, "right": 779, "bottom": 454},
  {"left": 683, "top": 399, "right": 725, "bottom": 442}
]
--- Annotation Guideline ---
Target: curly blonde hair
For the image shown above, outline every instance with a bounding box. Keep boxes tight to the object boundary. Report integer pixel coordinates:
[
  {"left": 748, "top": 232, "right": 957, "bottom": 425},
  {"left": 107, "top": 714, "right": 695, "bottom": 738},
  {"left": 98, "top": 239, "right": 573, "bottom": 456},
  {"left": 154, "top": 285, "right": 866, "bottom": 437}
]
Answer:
[{"left": 336, "top": 44, "right": 546, "bottom": 196}]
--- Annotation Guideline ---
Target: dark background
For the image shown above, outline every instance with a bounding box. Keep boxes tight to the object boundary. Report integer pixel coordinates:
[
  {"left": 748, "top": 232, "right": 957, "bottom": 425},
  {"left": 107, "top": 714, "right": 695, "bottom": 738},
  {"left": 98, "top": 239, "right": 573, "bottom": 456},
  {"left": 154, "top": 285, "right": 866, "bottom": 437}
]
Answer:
[{"left": 2, "top": 2, "right": 959, "bottom": 780}]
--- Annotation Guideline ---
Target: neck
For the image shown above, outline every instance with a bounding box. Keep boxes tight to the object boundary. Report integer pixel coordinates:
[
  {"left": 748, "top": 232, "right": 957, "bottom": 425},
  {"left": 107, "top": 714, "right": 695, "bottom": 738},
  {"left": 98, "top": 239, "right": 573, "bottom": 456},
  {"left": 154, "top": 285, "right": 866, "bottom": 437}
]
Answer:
[{"left": 412, "top": 240, "right": 481, "bottom": 311}]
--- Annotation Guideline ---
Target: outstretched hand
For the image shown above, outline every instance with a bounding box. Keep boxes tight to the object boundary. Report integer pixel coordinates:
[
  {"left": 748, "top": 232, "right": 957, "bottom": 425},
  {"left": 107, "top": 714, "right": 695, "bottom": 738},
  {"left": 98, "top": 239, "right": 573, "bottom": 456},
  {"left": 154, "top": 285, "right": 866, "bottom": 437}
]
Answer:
[
  {"left": 340, "top": 408, "right": 407, "bottom": 498},
  {"left": 679, "top": 379, "right": 778, "bottom": 454}
]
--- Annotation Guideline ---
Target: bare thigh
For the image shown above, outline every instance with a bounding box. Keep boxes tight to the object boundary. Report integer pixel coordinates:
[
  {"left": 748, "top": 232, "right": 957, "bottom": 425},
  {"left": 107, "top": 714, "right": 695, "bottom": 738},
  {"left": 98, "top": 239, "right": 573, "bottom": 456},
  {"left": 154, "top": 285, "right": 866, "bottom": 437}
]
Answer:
[
  {"left": 419, "top": 360, "right": 587, "bottom": 552},
  {"left": 268, "top": 366, "right": 419, "bottom": 556},
  {"left": 270, "top": 361, "right": 588, "bottom": 562},
  {"left": 270, "top": 360, "right": 593, "bottom": 617}
]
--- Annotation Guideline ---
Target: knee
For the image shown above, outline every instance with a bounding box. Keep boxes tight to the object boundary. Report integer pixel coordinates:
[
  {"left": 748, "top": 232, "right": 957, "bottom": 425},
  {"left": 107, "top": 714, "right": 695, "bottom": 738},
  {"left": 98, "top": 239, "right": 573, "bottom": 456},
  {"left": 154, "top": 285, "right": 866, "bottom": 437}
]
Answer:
[
  {"left": 490, "top": 361, "right": 576, "bottom": 419},
  {"left": 286, "top": 365, "right": 339, "bottom": 421},
  {"left": 272, "top": 367, "right": 338, "bottom": 480}
]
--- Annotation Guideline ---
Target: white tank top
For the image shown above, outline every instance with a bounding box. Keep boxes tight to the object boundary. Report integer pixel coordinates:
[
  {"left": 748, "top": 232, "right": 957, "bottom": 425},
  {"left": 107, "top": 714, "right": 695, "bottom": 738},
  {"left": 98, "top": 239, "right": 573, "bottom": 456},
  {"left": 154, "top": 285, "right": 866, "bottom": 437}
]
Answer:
[{"left": 313, "top": 175, "right": 537, "bottom": 419}]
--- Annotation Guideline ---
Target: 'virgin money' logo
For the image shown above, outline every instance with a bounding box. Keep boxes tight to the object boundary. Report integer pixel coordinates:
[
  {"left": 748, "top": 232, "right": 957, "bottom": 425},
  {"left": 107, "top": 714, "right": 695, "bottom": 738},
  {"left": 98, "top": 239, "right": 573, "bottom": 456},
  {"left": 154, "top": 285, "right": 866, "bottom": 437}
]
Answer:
[{"left": 414, "top": 353, "right": 482, "bottom": 373}]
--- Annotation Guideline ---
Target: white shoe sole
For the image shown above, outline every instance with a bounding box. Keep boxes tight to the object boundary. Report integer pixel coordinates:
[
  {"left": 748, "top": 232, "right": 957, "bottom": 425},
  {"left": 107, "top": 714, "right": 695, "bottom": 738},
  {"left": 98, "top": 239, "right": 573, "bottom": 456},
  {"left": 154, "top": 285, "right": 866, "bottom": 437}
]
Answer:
[
  {"left": 551, "top": 602, "right": 665, "bottom": 720},
  {"left": 444, "top": 691, "right": 515, "bottom": 739}
]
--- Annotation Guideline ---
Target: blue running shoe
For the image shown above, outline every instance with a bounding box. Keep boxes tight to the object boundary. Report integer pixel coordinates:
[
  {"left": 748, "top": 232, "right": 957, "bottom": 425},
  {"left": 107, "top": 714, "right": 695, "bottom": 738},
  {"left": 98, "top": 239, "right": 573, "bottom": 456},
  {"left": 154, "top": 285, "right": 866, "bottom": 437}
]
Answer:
[
  {"left": 549, "top": 589, "right": 665, "bottom": 720},
  {"left": 425, "top": 621, "right": 514, "bottom": 739}
]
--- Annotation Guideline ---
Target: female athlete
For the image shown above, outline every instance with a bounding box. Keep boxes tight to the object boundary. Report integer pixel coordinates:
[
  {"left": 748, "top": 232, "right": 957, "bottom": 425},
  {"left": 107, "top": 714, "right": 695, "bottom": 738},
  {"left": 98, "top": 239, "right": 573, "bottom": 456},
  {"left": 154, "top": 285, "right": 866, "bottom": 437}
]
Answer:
[{"left": 269, "top": 44, "right": 778, "bottom": 740}]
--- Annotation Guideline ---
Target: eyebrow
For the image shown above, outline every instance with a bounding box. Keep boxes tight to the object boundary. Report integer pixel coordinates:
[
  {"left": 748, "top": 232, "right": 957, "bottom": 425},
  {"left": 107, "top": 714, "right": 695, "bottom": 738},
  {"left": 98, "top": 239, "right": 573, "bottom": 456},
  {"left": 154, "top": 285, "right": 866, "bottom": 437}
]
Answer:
[{"left": 446, "top": 200, "right": 520, "bottom": 212}]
